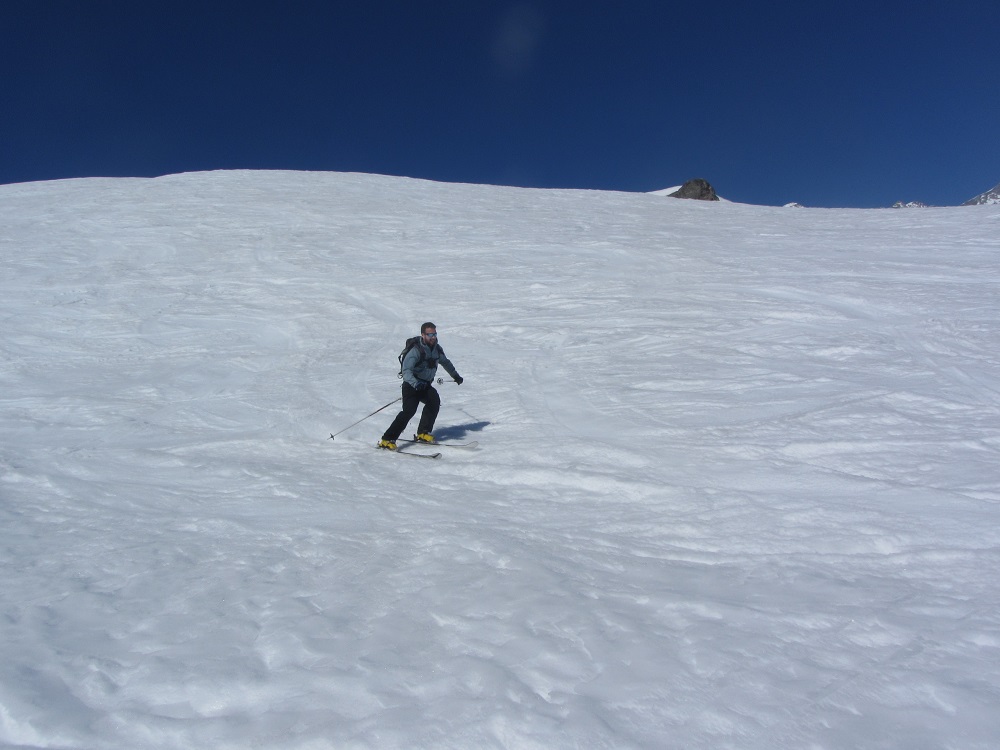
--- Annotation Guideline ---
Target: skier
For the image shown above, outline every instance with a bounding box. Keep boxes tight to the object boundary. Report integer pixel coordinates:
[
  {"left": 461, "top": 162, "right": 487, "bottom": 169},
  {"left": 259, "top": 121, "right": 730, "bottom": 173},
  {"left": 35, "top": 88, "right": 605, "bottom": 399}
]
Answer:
[{"left": 379, "top": 322, "right": 463, "bottom": 450}]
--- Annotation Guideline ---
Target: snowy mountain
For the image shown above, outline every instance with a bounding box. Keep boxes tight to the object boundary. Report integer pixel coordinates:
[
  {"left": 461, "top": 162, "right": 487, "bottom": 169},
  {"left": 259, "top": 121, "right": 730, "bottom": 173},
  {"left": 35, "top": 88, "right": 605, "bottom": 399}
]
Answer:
[
  {"left": 2, "top": 170, "right": 1000, "bottom": 749},
  {"left": 963, "top": 181, "right": 1000, "bottom": 205}
]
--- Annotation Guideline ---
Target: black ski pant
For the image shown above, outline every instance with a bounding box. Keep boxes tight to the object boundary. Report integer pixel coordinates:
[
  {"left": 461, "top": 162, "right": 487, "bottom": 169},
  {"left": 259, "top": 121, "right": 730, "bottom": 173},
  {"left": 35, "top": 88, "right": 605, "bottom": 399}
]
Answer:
[{"left": 382, "top": 383, "right": 440, "bottom": 440}]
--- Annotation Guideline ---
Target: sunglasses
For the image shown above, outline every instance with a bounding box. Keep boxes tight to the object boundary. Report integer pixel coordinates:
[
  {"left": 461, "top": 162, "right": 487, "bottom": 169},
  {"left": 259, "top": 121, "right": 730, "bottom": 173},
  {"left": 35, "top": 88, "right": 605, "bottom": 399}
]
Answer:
[{"left": 423, "top": 332, "right": 438, "bottom": 337}]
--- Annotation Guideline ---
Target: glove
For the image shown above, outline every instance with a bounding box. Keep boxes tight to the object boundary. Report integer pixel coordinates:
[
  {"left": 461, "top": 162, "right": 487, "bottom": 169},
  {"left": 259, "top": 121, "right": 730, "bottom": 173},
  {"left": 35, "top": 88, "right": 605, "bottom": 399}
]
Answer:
[
  {"left": 413, "top": 380, "right": 428, "bottom": 391},
  {"left": 454, "top": 375, "right": 464, "bottom": 385}
]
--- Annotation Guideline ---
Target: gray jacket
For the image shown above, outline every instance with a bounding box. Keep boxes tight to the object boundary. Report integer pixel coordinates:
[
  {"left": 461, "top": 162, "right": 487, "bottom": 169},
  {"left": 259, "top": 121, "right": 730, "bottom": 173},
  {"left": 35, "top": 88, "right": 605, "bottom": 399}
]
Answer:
[{"left": 402, "top": 341, "right": 460, "bottom": 389}]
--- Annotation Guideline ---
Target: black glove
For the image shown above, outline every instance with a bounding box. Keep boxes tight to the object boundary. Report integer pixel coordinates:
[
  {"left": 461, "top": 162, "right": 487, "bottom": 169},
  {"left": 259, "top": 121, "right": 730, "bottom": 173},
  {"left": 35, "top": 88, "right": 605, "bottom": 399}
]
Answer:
[
  {"left": 413, "top": 380, "right": 428, "bottom": 391},
  {"left": 454, "top": 375, "right": 464, "bottom": 385}
]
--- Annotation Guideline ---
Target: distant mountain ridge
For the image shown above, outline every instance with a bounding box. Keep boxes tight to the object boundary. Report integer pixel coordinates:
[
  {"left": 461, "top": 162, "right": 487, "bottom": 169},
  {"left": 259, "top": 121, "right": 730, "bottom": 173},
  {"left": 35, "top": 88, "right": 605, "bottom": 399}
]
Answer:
[
  {"left": 887, "top": 182, "right": 999, "bottom": 208},
  {"left": 651, "top": 179, "right": 1000, "bottom": 208},
  {"left": 963, "top": 183, "right": 1000, "bottom": 206}
]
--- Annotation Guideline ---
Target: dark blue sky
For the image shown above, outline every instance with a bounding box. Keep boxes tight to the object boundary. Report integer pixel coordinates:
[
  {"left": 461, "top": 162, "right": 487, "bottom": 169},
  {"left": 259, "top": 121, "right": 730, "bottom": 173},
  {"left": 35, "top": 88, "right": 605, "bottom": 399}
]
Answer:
[{"left": 3, "top": 1, "right": 997, "bottom": 207}]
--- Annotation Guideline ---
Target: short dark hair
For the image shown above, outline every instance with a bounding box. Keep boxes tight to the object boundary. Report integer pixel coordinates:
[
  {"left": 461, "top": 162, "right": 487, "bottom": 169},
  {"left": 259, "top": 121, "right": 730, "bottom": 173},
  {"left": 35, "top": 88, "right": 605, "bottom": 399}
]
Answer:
[{"left": 421, "top": 321, "right": 436, "bottom": 334}]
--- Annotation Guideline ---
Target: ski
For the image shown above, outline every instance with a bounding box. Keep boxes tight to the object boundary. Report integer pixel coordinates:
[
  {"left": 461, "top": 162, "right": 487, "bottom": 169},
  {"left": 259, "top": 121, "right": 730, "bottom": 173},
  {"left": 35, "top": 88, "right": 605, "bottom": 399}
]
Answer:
[
  {"left": 376, "top": 445, "right": 442, "bottom": 459},
  {"left": 397, "top": 437, "right": 478, "bottom": 449}
]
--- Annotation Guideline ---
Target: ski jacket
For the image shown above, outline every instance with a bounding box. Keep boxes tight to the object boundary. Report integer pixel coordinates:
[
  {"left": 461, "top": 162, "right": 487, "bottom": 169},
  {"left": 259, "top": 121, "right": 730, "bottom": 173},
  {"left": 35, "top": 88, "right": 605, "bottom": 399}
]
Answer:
[{"left": 401, "top": 340, "right": 459, "bottom": 389}]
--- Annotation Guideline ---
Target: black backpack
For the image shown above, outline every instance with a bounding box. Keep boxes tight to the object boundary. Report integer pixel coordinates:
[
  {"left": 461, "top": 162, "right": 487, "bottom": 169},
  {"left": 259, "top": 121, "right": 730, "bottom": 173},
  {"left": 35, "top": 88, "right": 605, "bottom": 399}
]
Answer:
[{"left": 397, "top": 336, "right": 425, "bottom": 378}]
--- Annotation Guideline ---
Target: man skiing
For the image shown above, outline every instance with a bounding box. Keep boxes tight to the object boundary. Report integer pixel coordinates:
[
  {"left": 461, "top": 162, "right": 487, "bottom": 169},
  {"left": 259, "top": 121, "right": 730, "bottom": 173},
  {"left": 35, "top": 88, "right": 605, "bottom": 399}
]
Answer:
[{"left": 379, "top": 322, "right": 463, "bottom": 450}]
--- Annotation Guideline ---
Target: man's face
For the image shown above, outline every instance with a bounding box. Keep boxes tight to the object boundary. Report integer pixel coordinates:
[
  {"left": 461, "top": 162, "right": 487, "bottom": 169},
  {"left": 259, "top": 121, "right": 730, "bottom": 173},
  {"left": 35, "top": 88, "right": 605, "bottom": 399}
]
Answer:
[{"left": 421, "top": 328, "right": 438, "bottom": 345}]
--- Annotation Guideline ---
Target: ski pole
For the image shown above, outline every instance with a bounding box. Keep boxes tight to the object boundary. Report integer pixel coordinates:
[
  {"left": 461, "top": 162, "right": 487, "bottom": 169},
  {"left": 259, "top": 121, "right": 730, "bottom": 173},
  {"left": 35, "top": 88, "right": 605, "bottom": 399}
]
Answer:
[{"left": 329, "top": 397, "right": 401, "bottom": 440}]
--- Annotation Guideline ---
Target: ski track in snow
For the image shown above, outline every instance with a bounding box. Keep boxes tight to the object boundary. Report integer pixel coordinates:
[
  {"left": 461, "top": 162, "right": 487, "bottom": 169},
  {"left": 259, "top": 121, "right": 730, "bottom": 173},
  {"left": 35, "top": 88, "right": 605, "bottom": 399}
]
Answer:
[{"left": 1, "top": 171, "right": 1000, "bottom": 749}]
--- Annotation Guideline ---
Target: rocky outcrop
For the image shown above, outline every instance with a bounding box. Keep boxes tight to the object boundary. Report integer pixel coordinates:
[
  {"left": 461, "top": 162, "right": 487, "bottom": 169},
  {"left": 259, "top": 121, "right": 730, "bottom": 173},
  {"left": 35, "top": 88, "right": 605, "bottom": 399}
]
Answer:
[{"left": 668, "top": 179, "right": 719, "bottom": 201}]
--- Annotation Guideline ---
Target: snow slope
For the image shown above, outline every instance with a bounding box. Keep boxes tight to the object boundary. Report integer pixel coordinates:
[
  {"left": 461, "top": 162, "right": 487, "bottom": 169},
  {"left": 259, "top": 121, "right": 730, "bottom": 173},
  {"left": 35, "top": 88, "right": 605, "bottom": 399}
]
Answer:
[{"left": 2, "top": 170, "right": 1000, "bottom": 749}]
